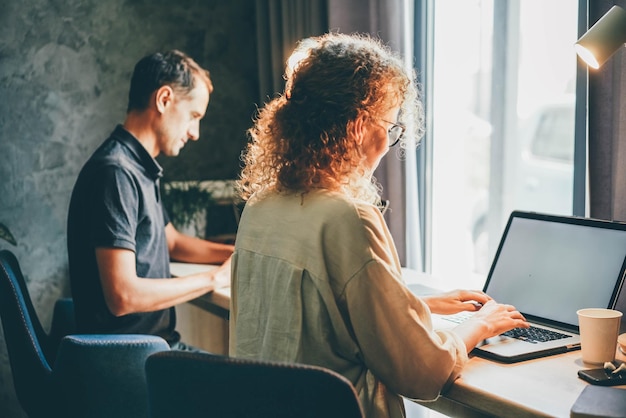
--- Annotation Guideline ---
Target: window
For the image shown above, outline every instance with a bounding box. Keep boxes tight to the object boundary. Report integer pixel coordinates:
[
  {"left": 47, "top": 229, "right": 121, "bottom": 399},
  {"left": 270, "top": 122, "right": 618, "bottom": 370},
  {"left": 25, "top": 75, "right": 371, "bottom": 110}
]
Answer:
[{"left": 418, "top": 0, "right": 581, "bottom": 289}]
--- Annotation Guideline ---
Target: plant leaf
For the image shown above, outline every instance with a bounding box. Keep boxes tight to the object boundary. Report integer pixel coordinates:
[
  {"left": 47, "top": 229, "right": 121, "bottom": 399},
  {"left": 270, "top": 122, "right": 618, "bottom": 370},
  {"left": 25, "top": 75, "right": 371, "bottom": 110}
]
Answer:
[{"left": 0, "top": 223, "right": 17, "bottom": 246}]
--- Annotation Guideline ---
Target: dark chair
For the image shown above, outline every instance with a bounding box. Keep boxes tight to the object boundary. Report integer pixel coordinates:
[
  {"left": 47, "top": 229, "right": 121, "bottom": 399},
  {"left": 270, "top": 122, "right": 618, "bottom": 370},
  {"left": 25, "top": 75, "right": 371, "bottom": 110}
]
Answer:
[
  {"left": 145, "top": 350, "right": 365, "bottom": 418},
  {"left": 0, "top": 249, "right": 66, "bottom": 416},
  {"left": 54, "top": 334, "right": 170, "bottom": 418},
  {"left": 48, "top": 297, "right": 77, "bottom": 359},
  {"left": 0, "top": 249, "right": 170, "bottom": 417}
]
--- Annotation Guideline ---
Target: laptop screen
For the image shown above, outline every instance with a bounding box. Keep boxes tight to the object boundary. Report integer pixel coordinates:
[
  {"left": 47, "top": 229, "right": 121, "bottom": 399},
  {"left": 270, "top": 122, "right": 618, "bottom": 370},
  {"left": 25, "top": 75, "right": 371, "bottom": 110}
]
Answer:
[{"left": 484, "top": 212, "right": 626, "bottom": 329}]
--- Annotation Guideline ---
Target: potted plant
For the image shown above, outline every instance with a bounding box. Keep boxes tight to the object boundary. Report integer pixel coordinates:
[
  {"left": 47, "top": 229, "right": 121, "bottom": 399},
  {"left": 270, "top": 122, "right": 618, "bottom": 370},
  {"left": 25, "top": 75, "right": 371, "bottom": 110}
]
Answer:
[
  {"left": 0, "top": 222, "right": 17, "bottom": 246},
  {"left": 162, "top": 181, "right": 214, "bottom": 238}
]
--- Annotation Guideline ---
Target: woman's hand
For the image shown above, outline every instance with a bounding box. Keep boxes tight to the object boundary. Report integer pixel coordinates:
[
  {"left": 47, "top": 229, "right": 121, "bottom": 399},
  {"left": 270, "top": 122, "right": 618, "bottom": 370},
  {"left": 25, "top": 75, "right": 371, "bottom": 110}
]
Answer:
[
  {"left": 423, "top": 289, "right": 492, "bottom": 315},
  {"left": 452, "top": 300, "right": 529, "bottom": 352}
]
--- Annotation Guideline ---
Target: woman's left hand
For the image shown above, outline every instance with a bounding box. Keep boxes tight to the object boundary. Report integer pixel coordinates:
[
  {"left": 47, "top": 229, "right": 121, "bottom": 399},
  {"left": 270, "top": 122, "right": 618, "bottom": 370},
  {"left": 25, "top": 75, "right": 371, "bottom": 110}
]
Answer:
[{"left": 422, "top": 289, "right": 492, "bottom": 315}]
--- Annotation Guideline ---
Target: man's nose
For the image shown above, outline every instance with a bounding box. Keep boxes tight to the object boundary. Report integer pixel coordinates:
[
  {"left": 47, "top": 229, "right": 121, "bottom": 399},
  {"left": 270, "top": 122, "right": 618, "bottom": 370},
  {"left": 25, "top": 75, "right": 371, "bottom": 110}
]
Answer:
[{"left": 188, "top": 125, "right": 200, "bottom": 141}]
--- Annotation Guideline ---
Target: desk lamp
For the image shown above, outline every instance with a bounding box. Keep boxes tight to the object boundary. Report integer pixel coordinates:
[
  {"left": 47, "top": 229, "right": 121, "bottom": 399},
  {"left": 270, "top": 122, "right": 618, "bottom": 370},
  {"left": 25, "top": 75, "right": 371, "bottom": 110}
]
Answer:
[{"left": 575, "top": 5, "right": 626, "bottom": 69}]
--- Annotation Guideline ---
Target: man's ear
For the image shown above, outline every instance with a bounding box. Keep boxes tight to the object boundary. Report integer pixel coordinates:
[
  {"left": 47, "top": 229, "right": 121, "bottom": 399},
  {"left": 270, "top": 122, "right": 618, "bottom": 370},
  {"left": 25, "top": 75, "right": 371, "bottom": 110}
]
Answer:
[{"left": 155, "top": 85, "right": 174, "bottom": 114}]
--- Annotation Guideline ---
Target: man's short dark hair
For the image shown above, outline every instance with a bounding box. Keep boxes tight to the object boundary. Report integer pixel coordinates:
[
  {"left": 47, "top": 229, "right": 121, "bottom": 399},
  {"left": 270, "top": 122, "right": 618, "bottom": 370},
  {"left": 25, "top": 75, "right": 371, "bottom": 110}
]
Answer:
[{"left": 127, "top": 49, "right": 213, "bottom": 113}]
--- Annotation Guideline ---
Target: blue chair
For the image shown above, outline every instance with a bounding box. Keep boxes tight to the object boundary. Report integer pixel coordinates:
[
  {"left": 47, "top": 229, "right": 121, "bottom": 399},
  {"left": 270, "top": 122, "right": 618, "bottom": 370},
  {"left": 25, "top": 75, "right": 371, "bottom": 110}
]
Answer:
[
  {"left": 0, "top": 249, "right": 169, "bottom": 417},
  {"left": 0, "top": 249, "right": 65, "bottom": 416},
  {"left": 145, "top": 350, "right": 365, "bottom": 418},
  {"left": 54, "top": 334, "right": 170, "bottom": 418},
  {"left": 48, "top": 297, "right": 77, "bottom": 359}
]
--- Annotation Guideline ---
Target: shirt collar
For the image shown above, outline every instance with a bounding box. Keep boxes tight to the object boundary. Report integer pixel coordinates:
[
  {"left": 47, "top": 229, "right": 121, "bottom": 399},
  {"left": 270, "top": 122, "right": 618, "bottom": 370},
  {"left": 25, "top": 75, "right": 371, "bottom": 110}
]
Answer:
[{"left": 112, "top": 124, "right": 164, "bottom": 180}]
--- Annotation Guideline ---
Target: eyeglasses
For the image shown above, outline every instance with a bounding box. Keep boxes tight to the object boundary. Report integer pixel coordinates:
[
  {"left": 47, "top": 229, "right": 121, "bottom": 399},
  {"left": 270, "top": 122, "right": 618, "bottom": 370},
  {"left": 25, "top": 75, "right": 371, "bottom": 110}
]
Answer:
[{"left": 378, "top": 119, "right": 406, "bottom": 147}]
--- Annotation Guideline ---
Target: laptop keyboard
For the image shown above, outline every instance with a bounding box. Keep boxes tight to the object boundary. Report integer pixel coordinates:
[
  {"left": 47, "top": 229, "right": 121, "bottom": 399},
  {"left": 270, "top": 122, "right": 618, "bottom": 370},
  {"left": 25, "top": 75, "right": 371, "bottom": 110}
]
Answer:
[
  {"left": 442, "top": 312, "right": 572, "bottom": 344},
  {"left": 502, "top": 326, "right": 571, "bottom": 344},
  {"left": 442, "top": 311, "right": 474, "bottom": 324}
]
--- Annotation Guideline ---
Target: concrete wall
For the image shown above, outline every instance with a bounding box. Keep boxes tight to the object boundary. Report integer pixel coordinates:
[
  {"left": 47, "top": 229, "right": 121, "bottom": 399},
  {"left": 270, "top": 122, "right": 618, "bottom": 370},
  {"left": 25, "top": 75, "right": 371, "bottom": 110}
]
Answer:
[{"left": 0, "top": 0, "right": 258, "bottom": 415}]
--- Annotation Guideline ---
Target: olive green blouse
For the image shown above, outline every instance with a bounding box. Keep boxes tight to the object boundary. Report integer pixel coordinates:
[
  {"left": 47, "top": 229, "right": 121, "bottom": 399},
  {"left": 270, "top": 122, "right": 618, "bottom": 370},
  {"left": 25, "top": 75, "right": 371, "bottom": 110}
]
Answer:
[{"left": 230, "top": 190, "right": 468, "bottom": 418}]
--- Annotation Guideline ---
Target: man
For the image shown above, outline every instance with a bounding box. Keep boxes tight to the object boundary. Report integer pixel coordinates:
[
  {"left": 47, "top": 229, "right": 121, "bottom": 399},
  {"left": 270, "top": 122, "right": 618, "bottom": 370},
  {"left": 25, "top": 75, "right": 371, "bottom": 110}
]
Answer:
[{"left": 67, "top": 50, "right": 233, "bottom": 351}]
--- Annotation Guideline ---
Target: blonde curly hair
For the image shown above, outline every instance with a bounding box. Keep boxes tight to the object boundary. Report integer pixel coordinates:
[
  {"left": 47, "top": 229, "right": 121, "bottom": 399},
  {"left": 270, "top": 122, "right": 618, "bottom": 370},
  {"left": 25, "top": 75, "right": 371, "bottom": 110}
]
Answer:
[{"left": 238, "top": 32, "right": 424, "bottom": 204}]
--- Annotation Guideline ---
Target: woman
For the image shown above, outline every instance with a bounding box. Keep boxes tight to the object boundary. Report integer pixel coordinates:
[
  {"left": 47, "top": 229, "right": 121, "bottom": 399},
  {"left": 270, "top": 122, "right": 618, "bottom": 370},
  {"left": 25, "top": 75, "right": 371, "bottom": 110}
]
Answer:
[{"left": 230, "top": 33, "right": 528, "bottom": 418}]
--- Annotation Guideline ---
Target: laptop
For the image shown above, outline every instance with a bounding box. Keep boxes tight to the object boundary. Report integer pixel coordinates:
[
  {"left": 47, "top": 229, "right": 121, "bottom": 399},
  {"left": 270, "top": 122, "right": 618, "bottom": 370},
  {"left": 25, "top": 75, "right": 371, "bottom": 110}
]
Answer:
[{"left": 433, "top": 210, "right": 626, "bottom": 363}]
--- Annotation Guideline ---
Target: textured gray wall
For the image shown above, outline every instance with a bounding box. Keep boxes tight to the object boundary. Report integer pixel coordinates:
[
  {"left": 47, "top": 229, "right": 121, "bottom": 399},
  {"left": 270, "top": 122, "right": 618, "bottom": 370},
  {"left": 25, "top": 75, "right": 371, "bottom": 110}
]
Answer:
[{"left": 0, "top": 0, "right": 257, "bottom": 415}]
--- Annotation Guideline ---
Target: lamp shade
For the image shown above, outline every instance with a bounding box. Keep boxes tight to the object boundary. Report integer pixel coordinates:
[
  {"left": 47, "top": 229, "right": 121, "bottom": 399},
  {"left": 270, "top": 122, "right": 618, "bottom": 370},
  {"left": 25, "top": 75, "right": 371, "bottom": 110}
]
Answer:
[{"left": 575, "top": 5, "right": 626, "bottom": 69}]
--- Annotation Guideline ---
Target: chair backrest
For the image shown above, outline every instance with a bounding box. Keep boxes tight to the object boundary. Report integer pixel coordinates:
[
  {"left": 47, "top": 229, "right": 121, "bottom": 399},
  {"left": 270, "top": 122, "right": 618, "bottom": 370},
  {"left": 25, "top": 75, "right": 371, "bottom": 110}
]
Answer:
[
  {"left": 54, "top": 334, "right": 170, "bottom": 418},
  {"left": 48, "top": 297, "right": 76, "bottom": 360},
  {"left": 0, "top": 250, "right": 168, "bottom": 418},
  {"left": 0, "top": 249, "right": 58, "bottom": 417},
  {"left": 145, "top": 351, "right": 365, "bottom": 418}
]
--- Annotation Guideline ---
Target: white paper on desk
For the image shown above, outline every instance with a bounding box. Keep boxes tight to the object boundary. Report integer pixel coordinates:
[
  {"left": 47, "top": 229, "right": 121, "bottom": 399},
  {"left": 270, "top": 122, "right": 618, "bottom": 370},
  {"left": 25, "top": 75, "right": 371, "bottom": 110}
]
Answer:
[{"left": 170, "top": 262, "right": 218, "bottom": 277}]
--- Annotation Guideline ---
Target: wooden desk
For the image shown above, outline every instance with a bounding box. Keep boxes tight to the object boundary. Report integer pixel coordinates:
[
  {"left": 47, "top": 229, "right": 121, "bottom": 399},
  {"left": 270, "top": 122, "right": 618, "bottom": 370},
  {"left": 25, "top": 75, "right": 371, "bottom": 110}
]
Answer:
[
  {"left": 171, "top": 263, "right": 626, "bottom": 417},
  {"left": 170, "top": 262, "right": 230, "bottom": 354},
  {"left": 402, "top": 270, "right": 626, "bottom": 417},
  {"left": 420, "top": 349, "right": 626, "bottom": 418},
  {"left": 170, "top": 262, "right": 230, "bottom": 317}
]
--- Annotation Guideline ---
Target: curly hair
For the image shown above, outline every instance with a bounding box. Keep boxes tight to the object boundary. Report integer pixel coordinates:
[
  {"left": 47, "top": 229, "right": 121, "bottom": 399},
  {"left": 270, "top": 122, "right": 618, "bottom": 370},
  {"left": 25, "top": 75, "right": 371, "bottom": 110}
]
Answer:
[{"left": 238, "top": 33, "right": 424, "bottom": 204}]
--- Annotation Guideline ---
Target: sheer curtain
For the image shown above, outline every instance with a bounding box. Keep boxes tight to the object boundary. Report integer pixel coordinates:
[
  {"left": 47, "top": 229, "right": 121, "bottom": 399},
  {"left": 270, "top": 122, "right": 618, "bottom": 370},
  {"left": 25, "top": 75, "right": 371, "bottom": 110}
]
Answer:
[{"left": 328, "top": 0, "right": 421, "bottom": 268}]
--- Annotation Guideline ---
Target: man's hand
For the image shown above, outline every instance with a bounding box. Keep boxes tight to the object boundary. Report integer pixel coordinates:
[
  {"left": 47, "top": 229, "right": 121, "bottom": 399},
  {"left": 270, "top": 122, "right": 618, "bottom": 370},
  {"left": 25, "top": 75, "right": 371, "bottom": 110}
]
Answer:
[{"left": 210, "top": 256, "right": 232, "bottom": 290}]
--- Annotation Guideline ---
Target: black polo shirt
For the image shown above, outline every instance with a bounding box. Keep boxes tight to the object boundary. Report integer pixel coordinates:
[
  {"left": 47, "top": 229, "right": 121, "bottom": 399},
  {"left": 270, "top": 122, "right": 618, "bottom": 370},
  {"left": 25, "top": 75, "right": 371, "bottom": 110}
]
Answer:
[{"left": 67, "top": 125, "right": 178, "bottom": 344}]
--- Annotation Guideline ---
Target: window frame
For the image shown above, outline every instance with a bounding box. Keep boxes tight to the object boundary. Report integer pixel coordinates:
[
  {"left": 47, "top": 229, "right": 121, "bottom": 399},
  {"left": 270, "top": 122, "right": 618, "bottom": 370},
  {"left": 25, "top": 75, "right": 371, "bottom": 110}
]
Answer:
[{"left": 412, "top": 0, "right": 588, "bottom": 274}]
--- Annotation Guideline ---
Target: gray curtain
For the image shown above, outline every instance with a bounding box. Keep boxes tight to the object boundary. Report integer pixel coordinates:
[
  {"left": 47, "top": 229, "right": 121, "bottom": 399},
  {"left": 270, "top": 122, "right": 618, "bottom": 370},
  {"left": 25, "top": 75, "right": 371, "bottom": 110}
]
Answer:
[
  {"left": 255, "top": 0, "right": 329, "bottom": 104},
  {"left": 328, "top": 0, "right": 409, "bottom": 265},
  {"left": 588, "top": 0, "right": 626, "bottom": 222},
  {"left": 254, "top": 0, "right": 411, "bottom": 264},
  {"left": 587, "top": 0, "right": 626, "bottom": 321}
]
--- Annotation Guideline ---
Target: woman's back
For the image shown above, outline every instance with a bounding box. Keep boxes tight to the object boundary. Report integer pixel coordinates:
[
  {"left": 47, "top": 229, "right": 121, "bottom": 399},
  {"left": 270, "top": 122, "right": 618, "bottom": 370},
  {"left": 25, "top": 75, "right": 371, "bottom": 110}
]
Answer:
[{"left": 230, "top": 190, "right": 454, "bottom": 418}]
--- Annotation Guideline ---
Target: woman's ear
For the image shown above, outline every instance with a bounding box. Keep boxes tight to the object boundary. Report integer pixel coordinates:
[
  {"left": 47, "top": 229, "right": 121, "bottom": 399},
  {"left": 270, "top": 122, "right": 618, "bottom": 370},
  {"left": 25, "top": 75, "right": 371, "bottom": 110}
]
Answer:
[
  {"left": 349, "top": 115, "right": 367, "bottom": 145},
  {"left": 155, "top": 85, "right": 174, "bottom": 114}
]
